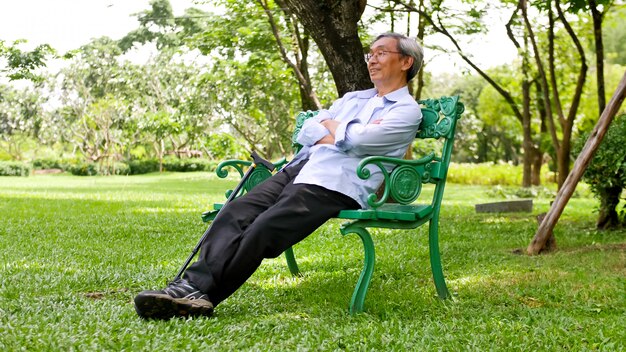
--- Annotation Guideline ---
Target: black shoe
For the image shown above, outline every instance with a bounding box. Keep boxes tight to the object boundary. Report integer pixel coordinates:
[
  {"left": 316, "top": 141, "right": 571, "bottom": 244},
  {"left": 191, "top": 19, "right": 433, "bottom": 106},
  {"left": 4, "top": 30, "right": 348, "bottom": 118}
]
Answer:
[{"left": 134, "top": 278, "right": 214, "bottom": 320}]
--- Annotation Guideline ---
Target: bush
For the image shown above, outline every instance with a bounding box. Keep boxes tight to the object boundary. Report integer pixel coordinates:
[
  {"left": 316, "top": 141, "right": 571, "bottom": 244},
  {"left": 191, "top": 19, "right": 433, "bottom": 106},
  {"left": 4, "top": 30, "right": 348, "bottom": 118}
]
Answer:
[
  {"left": 0, "top": 161, "right": 31, "bottom": 176},
  {"left": 486, "top": 185, "right": 556, "bottom": 199},
  {"left": 106, "top": 162, "right": 130, "bottom": 176},
  {"left": 32, "top": 158, "right": 65, "bottom": 170},
  {"left": 31, "top": 157, "right": 80, "bottom": 171},
  {"left": 68, "top": 162, "right": 131, "bottom": 176},
  {"left": 573, "top": 114, "right": 626, "bottom": 229},
  {"left": 68, "top": 163, "right": 99, "bottom": 176},
  {"left": 128, "top": 159, "right": 160, "bottom": 175},
  {"left": 162, "top": 157, "right": 217, "bottom": 172}
]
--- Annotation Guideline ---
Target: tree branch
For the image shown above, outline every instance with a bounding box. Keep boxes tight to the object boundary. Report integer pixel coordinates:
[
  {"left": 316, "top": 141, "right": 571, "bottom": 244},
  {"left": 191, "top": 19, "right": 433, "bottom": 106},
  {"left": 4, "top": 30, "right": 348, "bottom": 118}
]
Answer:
[
  {"left": 390, "top": 0, "right": 524, "bottom": 123},
  {"left": 556, "top": 0, "right": 587, "bottom": 126},
  {"left": 256, "top": 0, "right": 321, "bottom": 109},
  {"left": 520, "top": 0, "right": 559, "bottom": 152}
]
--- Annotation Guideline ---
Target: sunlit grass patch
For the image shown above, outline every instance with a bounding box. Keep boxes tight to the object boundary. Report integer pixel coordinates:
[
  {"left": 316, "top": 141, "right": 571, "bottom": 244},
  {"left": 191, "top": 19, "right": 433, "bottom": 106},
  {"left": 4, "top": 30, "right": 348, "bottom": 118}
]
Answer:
[{"left": 0, "top": 173, "right": 624, "bottom": 350}]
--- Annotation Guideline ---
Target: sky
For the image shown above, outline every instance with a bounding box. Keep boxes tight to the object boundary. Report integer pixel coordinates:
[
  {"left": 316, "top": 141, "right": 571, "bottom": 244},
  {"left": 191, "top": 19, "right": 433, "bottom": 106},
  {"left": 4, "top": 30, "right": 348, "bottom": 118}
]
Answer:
[
  {"left": 0, "top": 0, "right": 517, "bottom": 76},
  {"left": 0, "top": 0, "right": 197, "bottom": 53}
]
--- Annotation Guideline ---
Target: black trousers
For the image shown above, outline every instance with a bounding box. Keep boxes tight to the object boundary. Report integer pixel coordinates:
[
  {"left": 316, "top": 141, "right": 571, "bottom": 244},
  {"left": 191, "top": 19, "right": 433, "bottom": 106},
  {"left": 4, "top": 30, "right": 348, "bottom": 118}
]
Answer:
[{"left": 183, "top": 160, "right": 360, "bottom": 305}]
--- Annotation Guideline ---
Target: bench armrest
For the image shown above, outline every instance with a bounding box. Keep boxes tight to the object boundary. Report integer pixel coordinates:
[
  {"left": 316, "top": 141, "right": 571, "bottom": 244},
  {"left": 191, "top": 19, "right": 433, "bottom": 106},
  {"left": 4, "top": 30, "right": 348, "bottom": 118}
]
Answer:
[
  {"left": 215, "top": 157, "right": 288, "bottom": 199},
  {"left": 357, "top": 153, "right": 442, "bottom": 209}
]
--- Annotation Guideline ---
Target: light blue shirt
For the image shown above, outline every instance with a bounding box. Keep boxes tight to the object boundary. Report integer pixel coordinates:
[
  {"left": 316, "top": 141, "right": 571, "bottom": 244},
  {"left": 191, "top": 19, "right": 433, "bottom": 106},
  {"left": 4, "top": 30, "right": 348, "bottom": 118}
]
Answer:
[{"left": 289, "top": 86, "right": 422, "bottom": 208}]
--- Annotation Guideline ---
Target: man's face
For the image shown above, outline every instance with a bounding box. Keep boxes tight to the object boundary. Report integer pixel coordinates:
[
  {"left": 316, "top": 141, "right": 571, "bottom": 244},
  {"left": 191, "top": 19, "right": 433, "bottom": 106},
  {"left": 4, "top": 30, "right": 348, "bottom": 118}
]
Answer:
[{"left": 367, "top": 37, "right": 411, "bottom": 86}]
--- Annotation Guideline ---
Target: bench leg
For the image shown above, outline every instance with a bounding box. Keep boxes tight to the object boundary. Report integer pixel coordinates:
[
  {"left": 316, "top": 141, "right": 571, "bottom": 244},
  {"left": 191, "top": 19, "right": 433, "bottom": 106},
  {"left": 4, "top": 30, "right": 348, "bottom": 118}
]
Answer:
[
  {"left": 429, "top": 218, "right": 451, "bottom": 299},
  {"left": 284, "top": 246, "right": 300, "bottom": 276},
  {"left": 341, "top": 226, "right": 375, "bottom": 315}
]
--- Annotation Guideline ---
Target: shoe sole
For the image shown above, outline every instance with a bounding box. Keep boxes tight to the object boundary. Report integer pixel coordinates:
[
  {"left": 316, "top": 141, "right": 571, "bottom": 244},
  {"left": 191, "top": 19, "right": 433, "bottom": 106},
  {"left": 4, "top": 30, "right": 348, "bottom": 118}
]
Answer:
[{"left": 134, "top": 293, "right": 214, "bottom": 320}]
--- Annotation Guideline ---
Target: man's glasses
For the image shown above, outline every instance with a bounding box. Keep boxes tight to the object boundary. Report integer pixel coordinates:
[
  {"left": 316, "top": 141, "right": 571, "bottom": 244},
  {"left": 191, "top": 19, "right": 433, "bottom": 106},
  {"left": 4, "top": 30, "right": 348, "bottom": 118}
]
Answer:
[{"left": 365, "top": 50, "right": 403, "bottom": 62}]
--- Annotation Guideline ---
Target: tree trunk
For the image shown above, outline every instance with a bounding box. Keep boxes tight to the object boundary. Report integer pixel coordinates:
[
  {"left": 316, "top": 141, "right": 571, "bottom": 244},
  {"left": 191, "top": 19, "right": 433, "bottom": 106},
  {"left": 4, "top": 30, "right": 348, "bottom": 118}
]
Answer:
[
  {"left": 414, "top": 0, "right": 425, "bottom": 101},
  {"left": 596, "top": 186, "right": 622, "bottom": 229},
  {"left": 589, "top": 0, "right": 606, "bottom": 115},
  {"left": 280, "top": 0, "right": 372, "bottom": 96},
  {"left": 528, "top": 70, "right": 626, "bottom": 255},
  {"left": 296, "top": 34, "right": 319, "bottom": 111},
  {"left": 556, "top": 125, "right": 572, "bottom": 187},
  {"left": 521, "top": 79, "right": 532, "bottom": 187},
  {"left": 551, "top": 0, "right": 588, "bottom": 189},
  {"left": 536, "top": 213, "right": 557, "bottom": 253},
  {"left": 530, "top": 148, "right": 543, "bottom": 185}
]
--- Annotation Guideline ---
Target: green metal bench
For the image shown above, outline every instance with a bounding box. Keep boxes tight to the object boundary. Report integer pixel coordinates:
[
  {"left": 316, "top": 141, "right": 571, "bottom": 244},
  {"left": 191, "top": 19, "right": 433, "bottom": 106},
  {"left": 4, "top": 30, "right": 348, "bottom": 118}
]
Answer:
[{"left": 202, "top": 95, "right": 464, "bottom": 314}]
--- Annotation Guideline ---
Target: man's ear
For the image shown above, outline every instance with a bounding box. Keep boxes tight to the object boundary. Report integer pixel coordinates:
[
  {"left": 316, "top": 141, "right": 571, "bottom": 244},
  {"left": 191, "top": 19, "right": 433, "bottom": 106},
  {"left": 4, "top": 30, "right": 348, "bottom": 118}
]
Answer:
[{"left": 401, "top": 56, "right": 414, "bottom": 72}]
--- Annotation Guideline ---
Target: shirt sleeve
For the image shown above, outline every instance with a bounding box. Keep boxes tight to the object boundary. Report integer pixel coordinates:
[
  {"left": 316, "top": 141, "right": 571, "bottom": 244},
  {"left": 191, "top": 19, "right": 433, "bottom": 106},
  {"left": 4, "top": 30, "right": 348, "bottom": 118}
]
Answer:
[
  {"left": 334, "top": 101, "right": 422, "bottom": 156},
  {"left": 295, "top": 93, "right": 347, "bottom": 146},
  {"left": 295, "top": 119, "right": 330, "bottom": 147}
]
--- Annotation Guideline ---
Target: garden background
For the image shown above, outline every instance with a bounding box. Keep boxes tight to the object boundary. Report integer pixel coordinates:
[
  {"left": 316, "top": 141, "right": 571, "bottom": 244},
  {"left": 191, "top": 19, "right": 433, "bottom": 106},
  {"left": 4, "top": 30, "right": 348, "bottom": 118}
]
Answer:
[{"left": 1, "top": 0, "right": 625, "bottom": 350}]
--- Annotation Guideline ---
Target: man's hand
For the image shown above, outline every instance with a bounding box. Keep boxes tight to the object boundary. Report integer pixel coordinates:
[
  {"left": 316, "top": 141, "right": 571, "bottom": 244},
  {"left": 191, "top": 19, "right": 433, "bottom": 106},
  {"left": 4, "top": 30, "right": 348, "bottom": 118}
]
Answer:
[
  {"left": 321, "top": 119, "right": 340, "bottom": 135},
  {"left": 314, "top": 119, "right": 340, "bottom": 145},
  {"left": 315, "top": 133, "right": 335, "bottom": 145}
]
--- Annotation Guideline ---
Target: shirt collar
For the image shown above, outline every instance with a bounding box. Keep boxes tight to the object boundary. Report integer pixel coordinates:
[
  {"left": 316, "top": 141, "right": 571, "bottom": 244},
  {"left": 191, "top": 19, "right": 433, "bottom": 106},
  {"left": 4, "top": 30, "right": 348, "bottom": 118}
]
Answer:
[
  {"left": 355, "top": 88, "right": 378, "bottom": 99},
  {"left": 354, "top": 85, "right": 409, "bottom": 102},
  {"left": 380, "top": 86, "right": 410, "bottom": 102}
]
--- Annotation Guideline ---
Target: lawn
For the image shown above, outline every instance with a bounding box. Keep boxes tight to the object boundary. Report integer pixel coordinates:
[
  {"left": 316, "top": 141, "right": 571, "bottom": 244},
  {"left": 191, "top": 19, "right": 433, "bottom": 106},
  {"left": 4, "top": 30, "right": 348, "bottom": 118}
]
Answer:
[{"left": 1, "top": 173, "right": 624, "bottom": 351}]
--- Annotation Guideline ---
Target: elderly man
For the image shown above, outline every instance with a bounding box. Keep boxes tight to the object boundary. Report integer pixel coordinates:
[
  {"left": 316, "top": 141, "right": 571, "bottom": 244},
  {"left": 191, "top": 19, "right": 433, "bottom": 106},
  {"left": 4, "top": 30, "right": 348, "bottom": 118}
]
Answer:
[{"left": 134, "top": 32, "right": 424, "bottom": 320}]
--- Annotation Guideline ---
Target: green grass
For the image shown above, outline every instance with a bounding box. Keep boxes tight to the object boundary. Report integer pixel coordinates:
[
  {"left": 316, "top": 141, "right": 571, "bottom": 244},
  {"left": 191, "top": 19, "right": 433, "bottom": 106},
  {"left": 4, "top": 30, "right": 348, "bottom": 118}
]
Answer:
[{"left": 1, "top": 173, "right": 624, "bottom": 351}]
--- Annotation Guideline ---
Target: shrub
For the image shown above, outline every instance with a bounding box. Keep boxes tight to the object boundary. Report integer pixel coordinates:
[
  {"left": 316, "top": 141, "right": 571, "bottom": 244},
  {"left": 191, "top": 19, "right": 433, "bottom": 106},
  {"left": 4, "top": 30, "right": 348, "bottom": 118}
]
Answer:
[
  {"left": 573, "top": 114, "right": 626, "bottom": 229},
  {"left": 32, "top": 158, "right": 64, "bottom": 170},
  {"left": 104, "top": 162, "right": 131, "bottom": 176},
  {"left": 31, "top": 157, "right": 80, "bottom": 171},
  {"left": 0, "top": 161, "right": 31, "bottom": 176},
  {"left": 68, "top": 163, "right": 99, "bottom": 176},
  {"left": 128, "top": 159, "right": 160, "bottom": 175},
  {"left": 486, "top": 185, "right": 557, "bottom": 199},
  {"left": 162, "top": 157, "right": 217, "bottom": 172},
  {"left": 67, "top": 162, "right": 131, "bottom": 176}
]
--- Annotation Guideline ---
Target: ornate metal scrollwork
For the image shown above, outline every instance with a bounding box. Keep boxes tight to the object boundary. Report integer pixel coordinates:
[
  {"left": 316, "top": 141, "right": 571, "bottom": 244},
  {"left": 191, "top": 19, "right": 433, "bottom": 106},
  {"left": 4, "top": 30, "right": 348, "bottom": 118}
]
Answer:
[
  {"left": 434, "top": 116, "right": 452, "bottom": 137},
  {"left": 439, "top": 96, "right": 457, "bottom": 116},
  {"left": 416, "top": 96, "right": 462, "bottom": 140},
  {"left": 422, "top": 163, "right": 433, "bottom": 183},
  {"left": 216, "top": 160, "right": 248, "bottom": 179},
  {"left": 389, "top": 165, "right": 422, "bottom": 204},
  {"left": 244, "top": 167, "right": 273, "bottom": 192}
]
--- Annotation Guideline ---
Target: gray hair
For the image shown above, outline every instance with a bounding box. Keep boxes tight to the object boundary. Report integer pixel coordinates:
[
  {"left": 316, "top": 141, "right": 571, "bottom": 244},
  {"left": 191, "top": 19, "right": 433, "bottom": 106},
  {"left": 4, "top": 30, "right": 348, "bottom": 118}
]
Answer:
[{"left": 374, "top": 33, "right": 424, "bottom": 82}]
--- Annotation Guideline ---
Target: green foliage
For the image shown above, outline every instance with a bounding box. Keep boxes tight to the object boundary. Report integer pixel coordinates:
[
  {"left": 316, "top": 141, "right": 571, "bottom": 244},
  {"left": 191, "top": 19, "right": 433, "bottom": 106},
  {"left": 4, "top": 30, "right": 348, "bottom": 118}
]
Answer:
[
  {"left": 575, "top": 115, "right": 626, "bottom": 192},
  {"left": 604, "top": 6, "right": 626, "bottom": 65},
  {"left": 128, "top": 159, "right": 160, "bottom": 175},
  {"left": 447, "top": 162, "right": 555, "bottom": 186},
  {"left": 162, "top": 157, "right": 217, "bottom": 172},
  {"left": 575, "top": 64, "right": 626, "bottom": 133},
  {"left": 573, "top": 114, "right": 626, "bottom": 227},
  {"left": 0, "top": 84, "right": 47, "bottom": 160},
  {"left": 119, "top": 0, "right": 210, "bottom": 51},
  {"left": 486, "top": 185, "right": 557, "bottom": 199},
  {"left": 67, "top": 162, "right": 100, "bottom": 176},
  {"left": 0, "top": 39, "right": 56, "bottom": 82},
  {"left": 0, "top": 161, "right": 31, "bottom": 176},
  {"left": 203, "top": 133, "right": 246, "bottom": 160},
  {"left": 67, "top": 162, "right": 131, "bottom": 176},
  {"left": 476, "top": 81, "right": 523, "bottom": 163},
  {"left": 0, "top": 174, "right": 624, "bottom": 350},
  {"left": 31, "top": 158, "right": 69, "bottom": 170}
]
